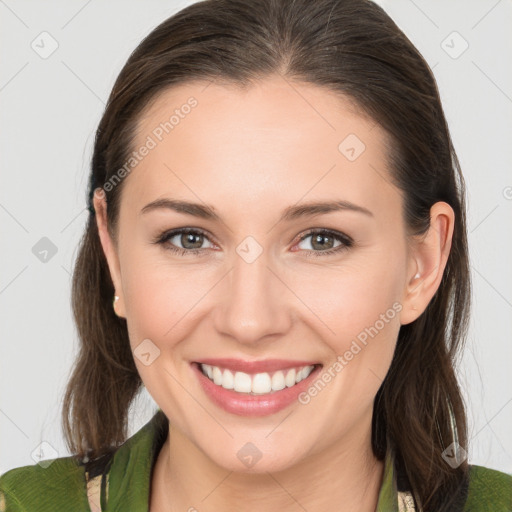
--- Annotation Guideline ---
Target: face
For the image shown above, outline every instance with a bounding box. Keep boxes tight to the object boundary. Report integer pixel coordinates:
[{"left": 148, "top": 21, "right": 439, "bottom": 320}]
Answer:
[{"left": 95, "top": 75, "right": 453, "bottom": 473}]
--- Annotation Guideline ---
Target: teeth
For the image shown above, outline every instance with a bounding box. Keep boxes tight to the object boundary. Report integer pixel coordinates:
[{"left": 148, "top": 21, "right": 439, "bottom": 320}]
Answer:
[
  {"left": 252, "top": 372, "right": 271, "bottom": 394},
  {"left": 222, "top": 369, "right": 234, "bottom": 389},
  {"left": 271, "top": 371, "right": 286, "bottom": 391},
  {"left": 285, "top": 368, "right": 296, "bottom": 387},
  {"left": 234, "top": 371, "right": 252, "bottom": 393},
  {"left": 200, "top": 363, "right": 315, "bottom": 395},
  {"left": 213, "top": 366, "right": 223, "bottom": 385}
]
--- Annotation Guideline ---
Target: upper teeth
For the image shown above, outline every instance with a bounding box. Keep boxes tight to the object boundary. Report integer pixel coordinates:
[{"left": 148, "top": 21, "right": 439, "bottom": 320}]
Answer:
[{"left": 200, "top": 364, "right": 315, "bottom": 395}]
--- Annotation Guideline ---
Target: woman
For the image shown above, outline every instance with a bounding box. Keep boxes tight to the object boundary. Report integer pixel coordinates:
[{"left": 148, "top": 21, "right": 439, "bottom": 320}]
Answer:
[{"left": 1, "top": 0, "right": 511, "bottom": 510}]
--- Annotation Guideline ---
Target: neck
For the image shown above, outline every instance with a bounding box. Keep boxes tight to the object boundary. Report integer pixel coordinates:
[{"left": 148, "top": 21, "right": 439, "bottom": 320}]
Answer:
[{"left": 150, "top": 417, "right": 384, "bottom": 512}]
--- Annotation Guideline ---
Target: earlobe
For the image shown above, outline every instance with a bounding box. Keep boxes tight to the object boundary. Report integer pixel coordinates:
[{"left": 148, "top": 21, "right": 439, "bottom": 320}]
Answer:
[
  {"left": 400, "top": 201, "right": 455, "bottom": 325},
  {"left": 93, "top": 188, "right": 126, "bottom": 318}
]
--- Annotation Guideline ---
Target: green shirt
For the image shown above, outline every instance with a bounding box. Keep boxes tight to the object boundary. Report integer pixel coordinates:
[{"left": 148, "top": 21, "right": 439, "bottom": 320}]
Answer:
[{"left": 1, "top": 410, "right": 511, "bottom": 511}]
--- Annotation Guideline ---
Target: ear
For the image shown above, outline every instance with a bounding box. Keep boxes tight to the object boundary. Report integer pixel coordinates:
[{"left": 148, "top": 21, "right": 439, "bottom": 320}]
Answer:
[
  {"left": 93, "top": 188, "right": 126, "bottom": 318},
  {"left": 400, "top": 201, "right": 455, "bottom": 325}
]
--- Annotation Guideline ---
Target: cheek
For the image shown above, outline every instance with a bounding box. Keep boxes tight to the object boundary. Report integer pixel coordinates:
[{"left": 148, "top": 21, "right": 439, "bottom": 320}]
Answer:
[
  {"left": 290, "top": 261, "right": 403, "bottom": 424},
  {"left": 119, "top": 224, "right": 217, "bottom": 327},
  {"left": 286, "top": 250, "right": 405, "bottom": 346},
  {"left": 120, "top": 256, "right": 211, "bottom": 401},
  {"left": 122, "top": 259, "right": 207, "bottom": 348}
]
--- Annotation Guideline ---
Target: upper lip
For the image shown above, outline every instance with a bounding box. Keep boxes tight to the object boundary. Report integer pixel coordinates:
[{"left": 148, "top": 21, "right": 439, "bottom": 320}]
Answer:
[{"left": 193, "top": 358, "right": 320, "bottom": 374}]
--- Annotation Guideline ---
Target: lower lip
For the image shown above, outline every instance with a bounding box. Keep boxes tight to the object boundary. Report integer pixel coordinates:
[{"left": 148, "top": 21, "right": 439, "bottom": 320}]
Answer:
[{"left": 191, "top": 362, "right": 322, "bottom": 417}]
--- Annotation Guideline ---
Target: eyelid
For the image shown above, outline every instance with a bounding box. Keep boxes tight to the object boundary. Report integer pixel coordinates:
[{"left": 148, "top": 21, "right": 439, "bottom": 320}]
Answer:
[
  {"left": 291, "top": 228, "right": 353, "bottom": 258},
  {"left": 153, "top": 227, "right": 217, "bottom": 248},
  {"left": 295, "top": 228, "right": 353, "bottom": 245}
]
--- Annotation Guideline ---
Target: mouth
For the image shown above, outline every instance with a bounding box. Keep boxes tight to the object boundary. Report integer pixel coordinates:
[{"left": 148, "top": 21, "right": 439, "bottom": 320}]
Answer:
[
  {"left": 194, "top": 361, "right": 321, "bottom": 395},
  {"left": 190, "top": 359, "right": 323, "bottom": 417}
]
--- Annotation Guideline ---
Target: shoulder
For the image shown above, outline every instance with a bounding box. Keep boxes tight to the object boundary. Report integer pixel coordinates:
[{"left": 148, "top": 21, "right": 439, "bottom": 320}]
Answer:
[
  {"left": 464, "top": 464, "right": 512, "bottom": 511},
  {"left": 0, "top": 456, "right": 90, "bottom": 511},
  {"left": 0, "top": 410, "right": 168, "bottom": 512}
]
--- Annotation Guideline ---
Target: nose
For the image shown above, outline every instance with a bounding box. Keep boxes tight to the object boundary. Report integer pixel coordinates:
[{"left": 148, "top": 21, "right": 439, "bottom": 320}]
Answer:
[{"left": 213, "top": 247, "right": 292, "bottom": 346}]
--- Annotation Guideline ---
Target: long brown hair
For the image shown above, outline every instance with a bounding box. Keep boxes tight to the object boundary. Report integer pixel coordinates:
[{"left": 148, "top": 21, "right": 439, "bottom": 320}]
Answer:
[{"left": 62, "top": 0, "right": 471, "bottom": 509}]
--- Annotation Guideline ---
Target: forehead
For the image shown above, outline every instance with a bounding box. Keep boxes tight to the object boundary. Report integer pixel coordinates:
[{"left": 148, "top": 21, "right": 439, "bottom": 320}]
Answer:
[{"left": 123, "top": 76, "right": 400, "bottom": 224}]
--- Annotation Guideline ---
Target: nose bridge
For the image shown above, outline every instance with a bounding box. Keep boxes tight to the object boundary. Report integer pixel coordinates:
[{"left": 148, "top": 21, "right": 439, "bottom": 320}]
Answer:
[{"left": 214, "top": 237, "right": 291, "bottom": 343}]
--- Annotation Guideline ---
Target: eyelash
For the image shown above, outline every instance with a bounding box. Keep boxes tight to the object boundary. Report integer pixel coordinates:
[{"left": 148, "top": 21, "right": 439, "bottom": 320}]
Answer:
[{"left": 153, "top": 227, "right": 354, "bottom": 258}]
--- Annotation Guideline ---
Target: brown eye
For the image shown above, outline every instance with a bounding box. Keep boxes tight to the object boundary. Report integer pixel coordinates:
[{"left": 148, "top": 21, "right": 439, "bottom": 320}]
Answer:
[
  {"left": 176, "top": 231, "right": 205, "bottom": 250},
  {"left": 296, "top": 229, "right": 353, "bottom": 257},
  {"left": 155, "top": 228, "right": 214, "bottom": 256},
  {"left": 306, "top": 232, "right": 336, "bottom": 250}
]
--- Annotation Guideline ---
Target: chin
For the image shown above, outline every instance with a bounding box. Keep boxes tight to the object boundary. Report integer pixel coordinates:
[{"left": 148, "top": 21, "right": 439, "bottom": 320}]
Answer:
[{"left": 201, "top": 437, "right": 309, "bottom": 475}]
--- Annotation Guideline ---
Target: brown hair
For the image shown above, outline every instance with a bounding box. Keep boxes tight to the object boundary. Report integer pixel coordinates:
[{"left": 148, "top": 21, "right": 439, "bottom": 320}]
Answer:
[{"left": 62, "top": 0, "right": 471, "bottom": 509}]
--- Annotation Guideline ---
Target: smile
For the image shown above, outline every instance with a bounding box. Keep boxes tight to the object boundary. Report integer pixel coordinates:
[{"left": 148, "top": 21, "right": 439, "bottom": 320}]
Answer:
[
  {"left": 199, "top": 363, "right": 316, "bottom": 395},
  {"left": 191, "top": 360, "right": 323, "bottom": 417}
]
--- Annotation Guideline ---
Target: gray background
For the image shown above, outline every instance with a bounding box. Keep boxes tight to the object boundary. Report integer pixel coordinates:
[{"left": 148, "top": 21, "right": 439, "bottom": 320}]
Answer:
[{"left": 1, "top": 0, "right": 511, "bottom": 475}]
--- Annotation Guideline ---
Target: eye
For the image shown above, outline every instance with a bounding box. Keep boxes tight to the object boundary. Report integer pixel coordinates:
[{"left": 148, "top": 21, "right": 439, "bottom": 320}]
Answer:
[
  {"left": 294, "top": 229, "right": 353, "bottom": 258},
  {"left": 153, "top": 228, "right": 215, "bottom": 256},
  {"left": 153, "top": 227, "right": 354, "bottom": 258}
]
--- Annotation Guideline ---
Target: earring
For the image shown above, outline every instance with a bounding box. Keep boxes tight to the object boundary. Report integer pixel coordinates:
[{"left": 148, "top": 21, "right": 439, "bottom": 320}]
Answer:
[
  {"left": 113, "top": 295, "right": 120, "bottom": 313},
  {"left": 414, "top": 273, "right": 420, "bottom": 279}
]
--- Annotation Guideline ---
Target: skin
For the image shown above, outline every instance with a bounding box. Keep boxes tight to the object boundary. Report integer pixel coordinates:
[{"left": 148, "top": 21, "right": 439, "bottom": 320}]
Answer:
[{"left": 94, "top": 75, "right": 454, "bottom": 512}]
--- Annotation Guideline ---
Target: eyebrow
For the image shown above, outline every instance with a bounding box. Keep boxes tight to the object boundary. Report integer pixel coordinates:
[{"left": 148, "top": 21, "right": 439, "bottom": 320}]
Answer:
[{"left": 140, "top": 198, "right": 373, "bottom": 222}]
